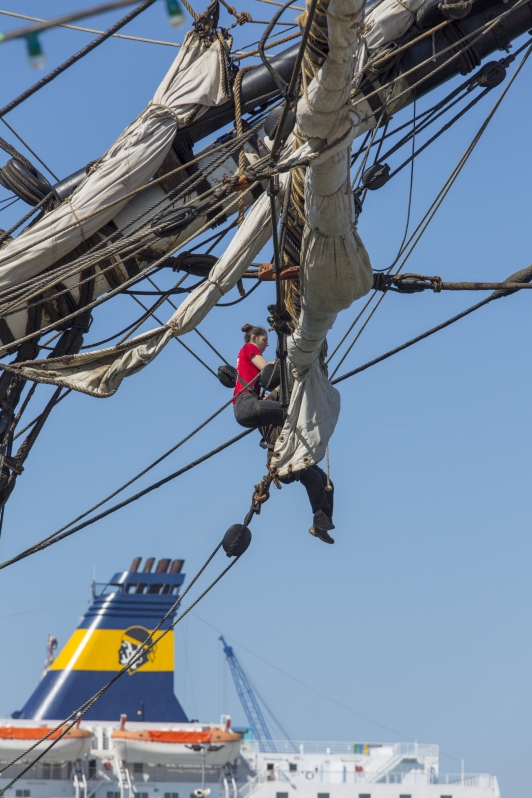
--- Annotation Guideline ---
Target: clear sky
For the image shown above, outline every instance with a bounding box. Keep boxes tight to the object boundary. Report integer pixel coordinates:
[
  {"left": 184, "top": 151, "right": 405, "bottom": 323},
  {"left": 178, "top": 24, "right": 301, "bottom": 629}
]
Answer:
[{"left": 0, "top": 3, "right": 530, "bottom": 797}]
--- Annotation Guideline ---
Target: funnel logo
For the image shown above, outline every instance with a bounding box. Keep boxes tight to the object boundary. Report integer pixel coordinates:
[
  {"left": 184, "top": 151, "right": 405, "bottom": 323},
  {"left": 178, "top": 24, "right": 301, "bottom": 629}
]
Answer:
[{"left": 119, "top": 626, "right": 157, "bottom": 674}]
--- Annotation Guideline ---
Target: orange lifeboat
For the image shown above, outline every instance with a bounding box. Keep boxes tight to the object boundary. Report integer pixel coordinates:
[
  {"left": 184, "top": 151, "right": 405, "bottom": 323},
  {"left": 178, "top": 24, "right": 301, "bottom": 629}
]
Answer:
[
  {"left": 0, "top": 726, "right": 92, "bottom": 762},
  {"left": 111, "top": 727, "right": 241, "bottom": 765}
]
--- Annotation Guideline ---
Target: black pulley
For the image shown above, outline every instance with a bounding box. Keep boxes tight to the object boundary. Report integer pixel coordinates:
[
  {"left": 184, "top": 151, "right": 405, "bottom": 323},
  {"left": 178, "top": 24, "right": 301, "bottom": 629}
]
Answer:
[
  {"left": 0, "top": 159, "right": 55, "bottom": 206},
  {"left": 260, "top": 362, "right": 280, "bottom": 391},
  {"left": 152, "top": 206, "right": 198, "bottom": 237},
  {"left": 172, "top": 250, "right": 218, "bottom": 277},
  {"left": 223, "top": 524, "right": 252, "bottom": 557},
  {"left": 361, "top": 162, "right": 391, "bottom": 191},
  {"left": 217, "top": 364, "right": 237, "bottom": 388},
  {"left": 476, "top": 61, "right": 506, "bottom": 89},
  {"left": 264, "top": 106, "right": 296, "bottom": 145}
]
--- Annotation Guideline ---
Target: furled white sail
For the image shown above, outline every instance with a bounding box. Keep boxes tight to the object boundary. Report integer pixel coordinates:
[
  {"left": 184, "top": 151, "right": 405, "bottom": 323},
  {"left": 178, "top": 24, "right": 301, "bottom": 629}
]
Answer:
[
  {"left": 0, "top": 30, "right": 231, "bottom": 292},
  {"left": 272, "top": 0, "right": 372, "bottom": 476},
  {"left": 2, "top": 184, "right": 285, "bottom": 397}
]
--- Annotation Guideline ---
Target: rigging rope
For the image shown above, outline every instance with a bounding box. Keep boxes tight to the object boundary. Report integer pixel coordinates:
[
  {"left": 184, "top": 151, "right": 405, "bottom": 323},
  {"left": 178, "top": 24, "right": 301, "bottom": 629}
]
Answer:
[
  {"left": 328, "top": 42, "right": 532, "bottom": 375},
  {"left": 0, "top": 8, "right": 182, "bottom": 47},
  {"left": 0, "top": 0, "right": 159, "bottom": 120},
  {"left": 0, "top": 543, "right": 242, "bottom": 793}
]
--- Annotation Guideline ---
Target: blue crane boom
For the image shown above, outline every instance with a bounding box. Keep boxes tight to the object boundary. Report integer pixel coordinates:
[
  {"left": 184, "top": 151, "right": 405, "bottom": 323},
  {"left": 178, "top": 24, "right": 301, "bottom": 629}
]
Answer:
[{"left": 219, "top": 636, "right": 276, "bottom": 753}]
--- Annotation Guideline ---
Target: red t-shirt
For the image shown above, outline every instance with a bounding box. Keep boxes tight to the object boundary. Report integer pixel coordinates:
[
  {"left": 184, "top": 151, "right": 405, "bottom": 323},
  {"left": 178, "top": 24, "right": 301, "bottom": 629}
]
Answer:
[{"left": 233, "top": 343, "right": 261, "bottom": 402}]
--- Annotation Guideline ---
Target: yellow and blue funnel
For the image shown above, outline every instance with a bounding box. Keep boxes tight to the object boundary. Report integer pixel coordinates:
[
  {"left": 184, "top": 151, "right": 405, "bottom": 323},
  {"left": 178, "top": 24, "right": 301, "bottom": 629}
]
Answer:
[{"left": 16, "top": 558, "right": 188, "bottom": 722}]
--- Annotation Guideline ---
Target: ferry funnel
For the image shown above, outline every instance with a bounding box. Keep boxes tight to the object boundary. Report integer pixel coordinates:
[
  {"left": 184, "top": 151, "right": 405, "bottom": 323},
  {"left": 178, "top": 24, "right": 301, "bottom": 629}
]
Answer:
[{"left": 16, "top": 557, "right": 188, "bottom": 722}]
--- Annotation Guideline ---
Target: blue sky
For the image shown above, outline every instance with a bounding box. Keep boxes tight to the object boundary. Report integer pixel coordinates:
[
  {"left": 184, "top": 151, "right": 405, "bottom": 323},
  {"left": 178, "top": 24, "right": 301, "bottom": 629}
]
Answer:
[{"left": 0, "top": 3, "right": 530, "bottom": 797}]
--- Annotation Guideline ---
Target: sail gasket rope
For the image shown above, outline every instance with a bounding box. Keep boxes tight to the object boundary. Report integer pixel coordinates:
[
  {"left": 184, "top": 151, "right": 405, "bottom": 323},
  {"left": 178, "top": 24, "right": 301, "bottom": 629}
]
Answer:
[
  {"left": 327, "top": 40, "right": 532, "bottom": 375},
  {"left": 0, "top": 110, "right": 272, "bottom": 286},
  {"left": 0, "top": 182, "right": 260, "bottom": 361},
  {"left": 0, "top": 118, "right": 271, "bottom": 321},
  {"left": 0, "top": 543, "right": 243, "bottom": 795}
]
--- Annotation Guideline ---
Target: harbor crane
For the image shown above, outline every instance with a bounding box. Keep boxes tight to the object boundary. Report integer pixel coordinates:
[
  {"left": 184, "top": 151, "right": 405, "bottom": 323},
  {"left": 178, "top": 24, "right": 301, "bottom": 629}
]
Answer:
[{"left": 219, "top": 636, "right": 276, "bottom": 753}]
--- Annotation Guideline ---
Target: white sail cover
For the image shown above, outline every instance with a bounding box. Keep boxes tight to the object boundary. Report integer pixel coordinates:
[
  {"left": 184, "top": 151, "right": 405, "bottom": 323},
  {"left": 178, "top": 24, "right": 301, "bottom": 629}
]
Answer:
[
  {"left": 364, "top": 0, "right": 431, "bottom": 52},
  {"left": 0, "top": 29, "right": 231, "bottom": 292},
  {"left": 1, "top": 183, "right": 286, "bottom": 397},
  {"left": 272, "top": 0, "right": 372, "bottom": 476}
]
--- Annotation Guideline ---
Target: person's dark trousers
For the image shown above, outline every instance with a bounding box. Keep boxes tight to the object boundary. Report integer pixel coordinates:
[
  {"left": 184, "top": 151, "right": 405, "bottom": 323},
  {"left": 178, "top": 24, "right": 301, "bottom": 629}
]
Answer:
[
  {"left": 280, "top": 464, "right": 334, "bottom": 520},
  {"left": 234, "top": 390, "right": 285, "bottom": 428}
]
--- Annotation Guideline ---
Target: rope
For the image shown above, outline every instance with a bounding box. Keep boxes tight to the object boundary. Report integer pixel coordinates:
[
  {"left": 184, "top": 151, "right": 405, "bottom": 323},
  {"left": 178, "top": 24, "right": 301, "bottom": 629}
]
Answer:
[
  {"left": 127, "top": 291, "right": 218, "bottom": 376},
  {"left": 0, "top": 369, "right": 264, "bottom": 570},
  {"left": 0, "top": 120, "right": 268, "bottom": 316},
  {"left": 233, "top": 67, "right": 255, "bottom": 227},
  {"left": 235, "top": 30, "right": 301, "bottom": 58},
  {"left": 0, "top": 119, "right": 58, "bottom": 181},
  {"left": 0, "top": 9, "right": 181, "bottom": 47},
  {"left": 352, "top": 0, "right": 531, "bottom": 120},
  {"left": 332, "top": 296, "right": 495, "bottom": 386},
  {"left": 0, "top": 0, "right": 158, "bottom": 120},
  {"left": 329, "top": 43, "right": 532, "bottom": 376},
  {"left": 0, "top": 428, "right": 253, "bottom": 571},
  {"left": 216, "top": 278, "right": 262, "bottom": 305},
  {"left": 0, "top": 544, "right": 241, "bottom": 790}
]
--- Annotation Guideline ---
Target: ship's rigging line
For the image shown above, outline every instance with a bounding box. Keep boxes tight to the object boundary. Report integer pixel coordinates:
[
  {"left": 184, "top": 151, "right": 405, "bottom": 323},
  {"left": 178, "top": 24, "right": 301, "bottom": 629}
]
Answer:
[
  {"left": 0, "top": 117, "right": 273, "bottom": 320},
  {"left": 0, "top": 182, "right": 263, "bottom": 359},
  {"left": 0, "top": 118, "right": 58, "bottom": 181},
  {"left": 327, "top": 41, "right": 532, "bottom": 376},
  {"left": 0, "top": 374, "right": 266, "bottom": 571},
  {"left": 0, "top": 0, "right": 159, "bottom": 121},
  {"left": 0, "top": 542, "right": 245, "bottom": 795},
  {"left": 351, "top": 0, "right": 532, "bottom": 122},
  {"left": 0, "top": 45, "right": 532, "bottom": 570},
  {"left": 3, "top": 4, "right": 519, "bottom": 316}
]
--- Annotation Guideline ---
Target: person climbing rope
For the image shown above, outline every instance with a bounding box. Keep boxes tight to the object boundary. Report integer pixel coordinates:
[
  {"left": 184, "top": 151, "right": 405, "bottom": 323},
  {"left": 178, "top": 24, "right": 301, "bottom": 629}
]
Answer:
[
  {"left": 233, "top": 323, "right": 335, "bottom": 544},
  {"left": 233, "top": 324, "right": 284, "bottom": 428}
]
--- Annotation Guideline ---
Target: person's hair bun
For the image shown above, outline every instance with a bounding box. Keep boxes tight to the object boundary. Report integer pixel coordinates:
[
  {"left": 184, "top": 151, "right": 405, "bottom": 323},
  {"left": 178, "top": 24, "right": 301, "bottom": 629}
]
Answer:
[{"left": 241, "top": 323, "right": 253, "bottom": 333}]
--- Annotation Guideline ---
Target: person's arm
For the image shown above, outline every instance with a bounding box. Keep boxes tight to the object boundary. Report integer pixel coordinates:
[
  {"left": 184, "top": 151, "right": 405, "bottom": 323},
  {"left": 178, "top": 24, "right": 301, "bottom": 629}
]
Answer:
[{"left": 250, "top": 353, "right": 269, "bottom": 370}]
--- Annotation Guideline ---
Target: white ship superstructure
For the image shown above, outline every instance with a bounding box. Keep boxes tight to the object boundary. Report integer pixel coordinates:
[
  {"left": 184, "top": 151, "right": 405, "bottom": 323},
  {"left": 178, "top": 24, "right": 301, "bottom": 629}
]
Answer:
[{"left": 0, "top": 560, "right": 500, "bottom": 798}]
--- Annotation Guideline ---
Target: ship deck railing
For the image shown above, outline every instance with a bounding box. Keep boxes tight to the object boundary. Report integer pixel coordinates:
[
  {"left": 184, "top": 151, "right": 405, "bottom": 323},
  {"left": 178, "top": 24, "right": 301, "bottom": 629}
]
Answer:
[{"left": 242, "top": 740, "right": 439, "bottom": 758}]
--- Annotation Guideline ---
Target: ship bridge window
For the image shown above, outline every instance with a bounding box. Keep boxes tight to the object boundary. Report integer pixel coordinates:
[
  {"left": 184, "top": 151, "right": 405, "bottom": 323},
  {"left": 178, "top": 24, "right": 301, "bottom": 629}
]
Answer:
[
  {"left": 400, "top": 794, "right": 412, "bottom": 797},
  {"left": 289, "top": 764, "right": 297, "bottom": 773},
  {"left": 440, "top": 795, "right": 452, "bottom": 797},
  {"left": 276, "top": 792, "right": 289, "bottom": 798},
  {"left": 359, "top": 793, "right": 371, "bottom": 798},
  {"left": 164, "top": 792, "right": 179, "bottom": 798},
  {"left": 16, "top": 791, "right": 30, "bottom": 797},
  {"left": 318, "top": 792, "right": 330, "bottom": 798}
]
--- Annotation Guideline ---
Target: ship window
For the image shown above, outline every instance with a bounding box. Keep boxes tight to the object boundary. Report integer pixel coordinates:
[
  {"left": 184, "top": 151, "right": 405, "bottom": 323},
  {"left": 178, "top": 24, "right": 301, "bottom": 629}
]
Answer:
[
  {"left": 400, "top": 795, "right": 412, "bottom": 798},
  {"left": 288, "top": 763, "right": 297, "bottom": 773},
  {"left": 107, "top": 791, "right": 121, "bottom": 798},
  {"left": 318, "top": 793, "right": 330, "bottom": 798},
  {"left": 165, "top": 793, "right": 179, "bottom": 798},
  {"left": 102, "top": 730, "right": 109, "bottom": 750},
  {"left": 16, "top": 792, "right": 30, "bottom": 797},
  {"left": 359, "top": 794, "right": 371, "bottom": 798},
  {"left": 139, "top": 793, "right": 149, "bottom": 798},
  {"left": 440, "top": 795, "right": 452, "bottom": 797},
  {"left": 276, "top": 793, "right": 289, "bottom": 798},
  {"left": 134, "top": 763, "right": 144, "bottom": 774}
]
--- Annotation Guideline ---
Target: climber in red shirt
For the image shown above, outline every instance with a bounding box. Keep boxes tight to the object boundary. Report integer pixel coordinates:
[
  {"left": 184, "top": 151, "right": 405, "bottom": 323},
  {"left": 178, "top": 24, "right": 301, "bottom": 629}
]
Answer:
[
  {"left": 233, "top": 323, "right": 335, "bottom": 544},
  {"left": 233, "top": 324, "right": 284, "bottom": 427}
]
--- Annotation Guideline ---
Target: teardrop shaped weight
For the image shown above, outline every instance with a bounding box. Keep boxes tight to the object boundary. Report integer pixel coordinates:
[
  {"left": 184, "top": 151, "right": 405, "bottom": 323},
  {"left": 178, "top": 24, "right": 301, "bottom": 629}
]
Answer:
[{"left": 223, "top": 524, "right": 252, "bottom": 557}]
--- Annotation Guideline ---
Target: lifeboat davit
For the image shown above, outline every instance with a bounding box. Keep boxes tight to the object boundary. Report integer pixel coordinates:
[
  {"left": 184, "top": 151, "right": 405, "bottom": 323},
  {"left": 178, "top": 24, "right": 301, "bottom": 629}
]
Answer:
[
  {"left": 112, "top": 727, "right": 241, "bottom": 766},
  {"left": 0, "top": 726, "right": 92, "bottom": 763}
]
